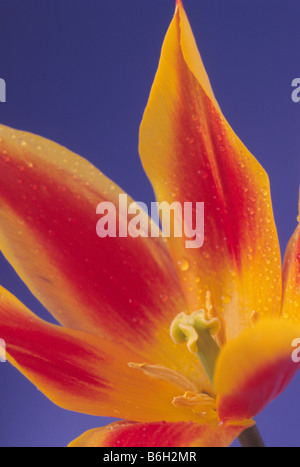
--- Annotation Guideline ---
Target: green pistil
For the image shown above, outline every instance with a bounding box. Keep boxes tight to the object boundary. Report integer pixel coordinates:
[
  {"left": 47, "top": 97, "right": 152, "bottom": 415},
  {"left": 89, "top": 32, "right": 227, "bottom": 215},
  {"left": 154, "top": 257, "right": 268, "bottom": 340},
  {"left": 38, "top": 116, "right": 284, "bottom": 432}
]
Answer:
[{"left": 170, "top": 310, "right": 220, "bottom": 385}]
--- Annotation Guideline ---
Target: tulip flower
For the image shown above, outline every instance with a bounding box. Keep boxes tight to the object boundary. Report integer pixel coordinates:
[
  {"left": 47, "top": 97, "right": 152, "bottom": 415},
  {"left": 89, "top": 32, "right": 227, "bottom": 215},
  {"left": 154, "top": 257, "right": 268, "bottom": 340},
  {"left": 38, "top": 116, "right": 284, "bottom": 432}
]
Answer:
[{"left": 0, "top": 0, "right": 299, "bottom": 447}]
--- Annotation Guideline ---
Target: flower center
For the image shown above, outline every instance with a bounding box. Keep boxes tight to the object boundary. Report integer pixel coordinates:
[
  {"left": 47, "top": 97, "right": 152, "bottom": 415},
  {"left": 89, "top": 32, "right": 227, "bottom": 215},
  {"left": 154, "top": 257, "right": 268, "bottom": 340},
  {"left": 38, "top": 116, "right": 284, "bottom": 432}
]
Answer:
[
  {"left": 170, "top": 292, "right": 220, "bottom": 384},
  {"left": 128, "top": 292, "right": 221, "bottom": 420},
  {"left": 128, "top": 362, "right": 217, "bottom": 421}
]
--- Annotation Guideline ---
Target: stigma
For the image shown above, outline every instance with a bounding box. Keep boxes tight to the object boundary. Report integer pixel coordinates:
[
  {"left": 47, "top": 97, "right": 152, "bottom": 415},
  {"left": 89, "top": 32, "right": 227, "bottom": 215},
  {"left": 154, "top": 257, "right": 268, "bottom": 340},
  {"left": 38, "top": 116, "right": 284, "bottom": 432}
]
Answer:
[{"left": 170, "top": 292, "right": 221, "bottom": 384}]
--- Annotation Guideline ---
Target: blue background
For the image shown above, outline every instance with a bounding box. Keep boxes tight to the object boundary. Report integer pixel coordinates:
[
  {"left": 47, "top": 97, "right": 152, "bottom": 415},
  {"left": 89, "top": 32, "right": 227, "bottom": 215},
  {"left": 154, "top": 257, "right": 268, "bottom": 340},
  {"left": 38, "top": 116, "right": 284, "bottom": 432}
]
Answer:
[{"left": 0, "top": 0, "right": 299, "bottom": 447}]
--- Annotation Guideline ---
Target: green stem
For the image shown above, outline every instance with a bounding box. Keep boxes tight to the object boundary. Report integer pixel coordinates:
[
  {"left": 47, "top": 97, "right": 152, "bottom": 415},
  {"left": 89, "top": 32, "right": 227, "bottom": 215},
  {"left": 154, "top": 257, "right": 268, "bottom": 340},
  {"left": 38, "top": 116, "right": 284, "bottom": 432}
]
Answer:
[
  {"left": 170, "top": 310, "right": 266, "bottom": 448},
  {"left": 238, "top": 425, "right": 266, "bottom": 448},
  {"left": 196, "top": 331, "right": 266, "bottom": 448}
]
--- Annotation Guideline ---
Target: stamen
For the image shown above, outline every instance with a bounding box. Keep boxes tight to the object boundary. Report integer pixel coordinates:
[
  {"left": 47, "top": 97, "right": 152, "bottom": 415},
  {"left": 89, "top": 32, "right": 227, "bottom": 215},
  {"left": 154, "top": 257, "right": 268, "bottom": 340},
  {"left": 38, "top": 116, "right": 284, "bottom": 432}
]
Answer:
[
  {"left": 172, "top": 391, "right": 217, "bottom": 421},
  {"left": 205, "top": 291, "right": 214, "bottom": 320},
  {"left": 251, "top": 310, "right": 259, "bottom": 325},
  {"left": 128, "top": 362, "right": 198, "bottom": 393}
]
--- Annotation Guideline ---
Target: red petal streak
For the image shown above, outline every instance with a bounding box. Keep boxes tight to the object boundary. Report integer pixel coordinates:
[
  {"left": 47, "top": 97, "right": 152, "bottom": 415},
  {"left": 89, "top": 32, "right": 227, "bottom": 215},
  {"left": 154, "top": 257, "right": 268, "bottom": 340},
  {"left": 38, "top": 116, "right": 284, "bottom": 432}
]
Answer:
[
  {"left": 0, "top": 286, "right": 206, "bottom": 421},
  {"left": 218, "top": 355, "right": 299, "bottom": 422},
  {"left": 0, "top": 124, "right": 188, "bottom": 367},
  {"left": 69, "top": 420, "right": 248, "bottom": 448},
  {"left": 215, "top": 319, "right": 300, "bottom": 422},
  {"left": 139, "top": 2, "right": 282, "bottom": 342}
]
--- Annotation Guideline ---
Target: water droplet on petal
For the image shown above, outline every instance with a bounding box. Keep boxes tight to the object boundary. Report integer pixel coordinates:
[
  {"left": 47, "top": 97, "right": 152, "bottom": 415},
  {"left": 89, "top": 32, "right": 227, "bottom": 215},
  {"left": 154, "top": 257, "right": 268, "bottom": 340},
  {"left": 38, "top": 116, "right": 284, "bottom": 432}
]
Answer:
[
  {"left": 177, "top": 258, "right": 190, "bottom": 272},
  {"left": 197, "top": 170, "right": 208, "bottom": 180},
  {"left": 260, "top": 187, "right": 268, "bottom": 197},
  {"left": 221, "top": 295, "right": 231, "bottom": 305}
]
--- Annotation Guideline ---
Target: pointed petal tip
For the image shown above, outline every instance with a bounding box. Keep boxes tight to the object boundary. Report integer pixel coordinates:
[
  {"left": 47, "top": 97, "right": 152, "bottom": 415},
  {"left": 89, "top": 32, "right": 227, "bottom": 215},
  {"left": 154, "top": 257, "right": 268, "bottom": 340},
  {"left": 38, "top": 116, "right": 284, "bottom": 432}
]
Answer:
[{"left": 140, "top": 0, "right": 282, "bottom": 339}]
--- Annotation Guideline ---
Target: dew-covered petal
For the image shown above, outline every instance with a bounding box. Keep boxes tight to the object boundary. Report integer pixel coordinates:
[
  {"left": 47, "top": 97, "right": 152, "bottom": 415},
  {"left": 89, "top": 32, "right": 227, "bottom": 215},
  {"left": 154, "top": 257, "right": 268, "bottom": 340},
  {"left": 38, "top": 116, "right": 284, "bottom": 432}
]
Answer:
[
  {"left": 69, "top": 419, "right": 249, "bottom": 448},
  {"left": 0, "top": 124, "right": 201, "bottom": 374},
  {"left": 0, "top": 285, "right": 210, "bottom": 422},
  {"left": 139, "top": 2, "right": 282, "bottom": 342},
  {"left": 214, "top": 319, "right": 300, "bottom": 422},
  {"left": 281, "top": 194, "right": 300, "bottom": 322}
]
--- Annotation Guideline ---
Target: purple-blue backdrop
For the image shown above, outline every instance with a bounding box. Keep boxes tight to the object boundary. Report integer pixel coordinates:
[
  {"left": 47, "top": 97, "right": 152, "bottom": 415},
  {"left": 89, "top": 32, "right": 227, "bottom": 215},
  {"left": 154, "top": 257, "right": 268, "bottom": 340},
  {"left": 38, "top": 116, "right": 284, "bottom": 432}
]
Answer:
[{"left": 0, "top": 0, "right": 299, "bottom": 447}]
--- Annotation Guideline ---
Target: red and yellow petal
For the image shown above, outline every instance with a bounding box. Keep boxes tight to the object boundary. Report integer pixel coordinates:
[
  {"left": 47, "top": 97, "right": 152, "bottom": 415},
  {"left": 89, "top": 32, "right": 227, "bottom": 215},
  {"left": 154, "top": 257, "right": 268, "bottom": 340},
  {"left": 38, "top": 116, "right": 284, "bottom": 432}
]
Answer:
[
  {"left": 0, "top": 123, "right": 192, "bottom": 369},
  {"left": 69, "top": 420, "right": 249, "bottom": 448},
  {"left": 281, "top": 193, "right": 300, "bottom": 322},
  {"left": 214, "top": 319, "right": 300, "bottom": 422},
  {"left": 139, "top": 2, "right": 282, "bottom": 342},
  {"left": 0, "top": 285, "right": 209, "bottom": 422}
]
